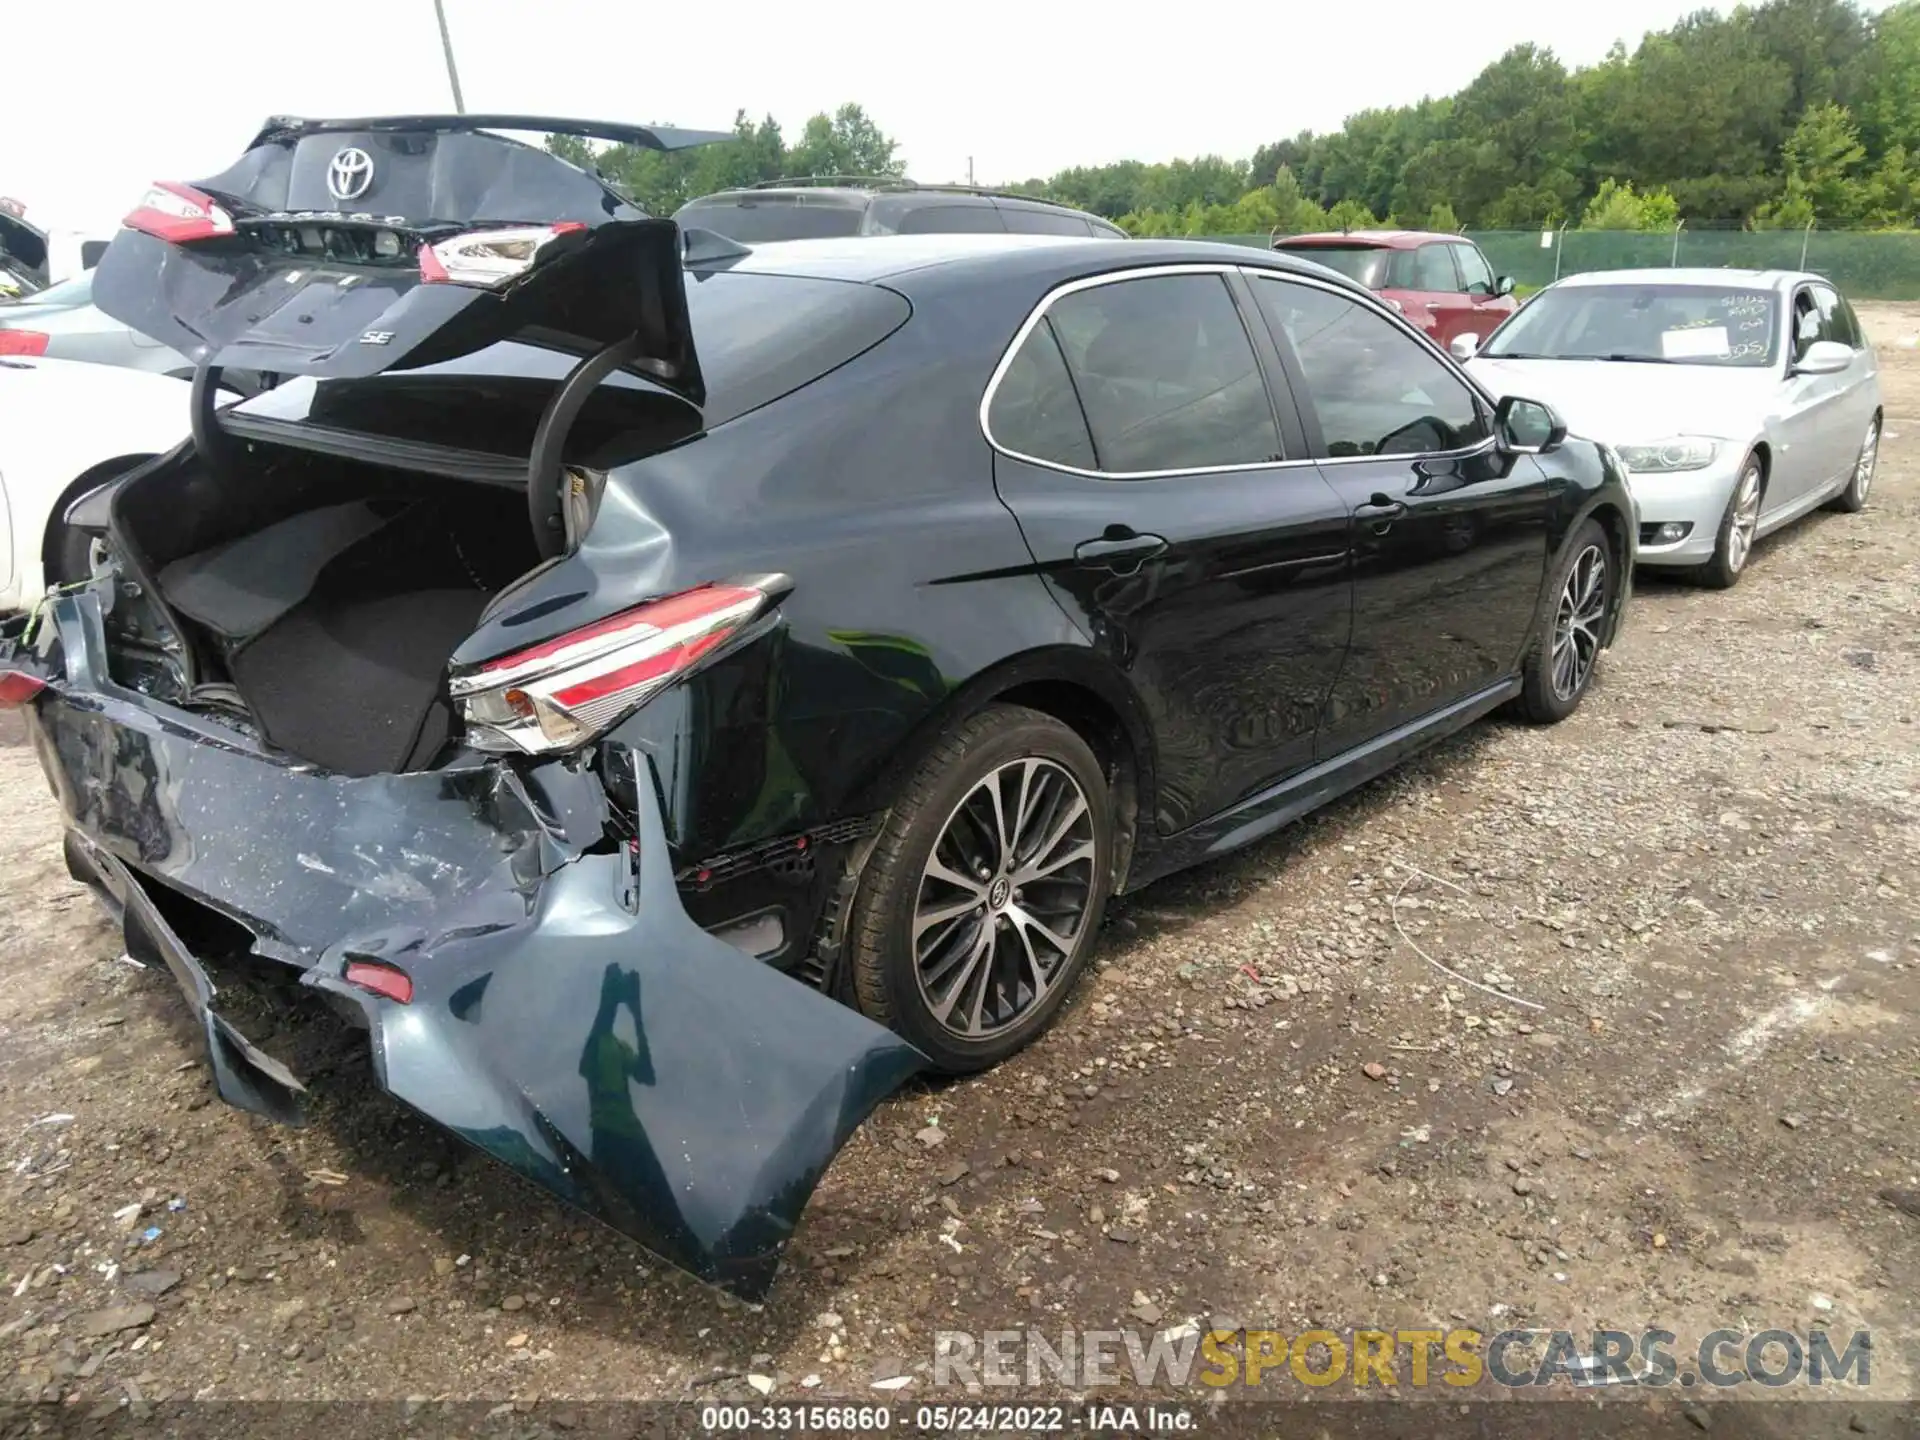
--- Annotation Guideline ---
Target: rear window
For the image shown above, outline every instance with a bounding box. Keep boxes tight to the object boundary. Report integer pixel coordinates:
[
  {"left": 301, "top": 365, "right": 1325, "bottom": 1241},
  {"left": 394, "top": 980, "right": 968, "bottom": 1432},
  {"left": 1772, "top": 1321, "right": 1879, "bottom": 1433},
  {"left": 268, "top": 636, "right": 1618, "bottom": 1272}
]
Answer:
[
  {"left": 1274, "top": 245, "right": 1389, "bottom": 289},
  {"left": 236, "top": 270, "right": 910, "bottom": 460},
  {"left": 675, "top": 196, "right": 867, "bottom": 243}
]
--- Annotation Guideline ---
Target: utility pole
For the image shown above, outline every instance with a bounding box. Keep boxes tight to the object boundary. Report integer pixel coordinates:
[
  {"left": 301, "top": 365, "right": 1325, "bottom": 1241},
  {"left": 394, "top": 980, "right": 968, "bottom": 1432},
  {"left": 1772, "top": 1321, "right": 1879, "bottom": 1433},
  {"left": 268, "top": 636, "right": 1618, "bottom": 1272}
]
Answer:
[{"left": 433, "top": 0, "right": 466, "bottom": 113}]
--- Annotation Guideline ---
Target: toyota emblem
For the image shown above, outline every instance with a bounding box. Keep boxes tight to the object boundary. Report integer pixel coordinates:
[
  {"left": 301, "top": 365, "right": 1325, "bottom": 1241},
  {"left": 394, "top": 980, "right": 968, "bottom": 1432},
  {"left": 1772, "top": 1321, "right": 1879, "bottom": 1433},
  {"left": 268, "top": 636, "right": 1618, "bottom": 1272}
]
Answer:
[{"left": 326, "top": 147, "right": 376, "bottom": 202}]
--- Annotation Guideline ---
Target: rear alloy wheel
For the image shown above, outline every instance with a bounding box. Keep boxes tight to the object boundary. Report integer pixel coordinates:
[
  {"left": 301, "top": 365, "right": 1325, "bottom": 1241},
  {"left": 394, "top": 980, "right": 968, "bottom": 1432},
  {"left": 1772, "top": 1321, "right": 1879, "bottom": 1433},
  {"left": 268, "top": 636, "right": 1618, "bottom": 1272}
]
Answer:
[
  {"left": 1515, "top": 518, "right": 1613, "bottom": 724},
  {"left": 1829, "top": 417, "right": 1878, "bottom": 513},
  {"left": 850, "top": 705, "right": 1112, "bottom": 1073},
  {"left": 1700, "top": 454, "right": 1763, "bottom": 589}
]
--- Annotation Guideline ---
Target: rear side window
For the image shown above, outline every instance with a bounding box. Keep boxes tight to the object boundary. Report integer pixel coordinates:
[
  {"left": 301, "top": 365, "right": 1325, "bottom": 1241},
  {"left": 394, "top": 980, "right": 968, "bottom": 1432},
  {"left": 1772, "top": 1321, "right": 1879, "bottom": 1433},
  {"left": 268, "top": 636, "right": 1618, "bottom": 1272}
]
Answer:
[
  {"left": 1401, "top": 244, "right": 1460, "bottom": 292},
  {"left": 1033, "top": 273, "right": 1279, "bottom": 474},
  {"left": 674, "top": 197, "right": 866, "bottom": 243},
  {"left": 895, "top": 204, "right": 1007, "bottom": 235},
  {"left": 999, "top": 207, "right": 1094, "bottom": 236},
  {"left": 986, "top": 318, "right": 1096, "bottom": 470}
]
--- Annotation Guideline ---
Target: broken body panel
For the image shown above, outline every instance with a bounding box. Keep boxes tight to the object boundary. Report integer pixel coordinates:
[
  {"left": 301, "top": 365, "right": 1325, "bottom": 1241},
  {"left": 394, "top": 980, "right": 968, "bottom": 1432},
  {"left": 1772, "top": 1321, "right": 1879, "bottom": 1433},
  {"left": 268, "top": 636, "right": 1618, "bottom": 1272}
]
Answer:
[{"left": 9, "top": 588, "right": 923, "bottom": 1298}]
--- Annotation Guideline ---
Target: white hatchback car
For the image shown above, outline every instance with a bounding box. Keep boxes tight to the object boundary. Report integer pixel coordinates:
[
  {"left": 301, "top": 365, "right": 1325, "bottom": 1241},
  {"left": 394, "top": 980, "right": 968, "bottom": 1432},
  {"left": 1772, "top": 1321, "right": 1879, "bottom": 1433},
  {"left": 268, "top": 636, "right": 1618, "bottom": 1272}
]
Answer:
[
  {"left": 0, "top": 356, "right": 201, "bottom": 612},
  {"left": 1462, "top": 269, "right": 1880, "bottom": 587}
]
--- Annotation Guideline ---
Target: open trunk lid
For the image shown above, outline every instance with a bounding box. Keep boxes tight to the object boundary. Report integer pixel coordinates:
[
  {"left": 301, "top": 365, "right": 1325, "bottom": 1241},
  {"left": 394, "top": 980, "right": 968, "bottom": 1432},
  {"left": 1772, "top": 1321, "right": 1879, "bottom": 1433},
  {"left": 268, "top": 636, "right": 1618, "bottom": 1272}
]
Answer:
[{"left": 90, "top": 115, "right": 727, "bottom": 400}]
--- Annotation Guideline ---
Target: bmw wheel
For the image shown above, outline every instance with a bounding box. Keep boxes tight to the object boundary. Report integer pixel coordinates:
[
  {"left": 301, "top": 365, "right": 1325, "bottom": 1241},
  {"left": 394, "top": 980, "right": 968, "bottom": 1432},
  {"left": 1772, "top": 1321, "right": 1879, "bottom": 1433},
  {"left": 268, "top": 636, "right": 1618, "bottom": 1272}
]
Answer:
[
  {"left": 1829, "top": 416, "right": 1879, "bottom": 514},
  {"left": 1699, "top": 452, "right": 1764, "bottom": 589},
  {"left": 850, "top": 705, "right": 1113, "bottom": 1073}
]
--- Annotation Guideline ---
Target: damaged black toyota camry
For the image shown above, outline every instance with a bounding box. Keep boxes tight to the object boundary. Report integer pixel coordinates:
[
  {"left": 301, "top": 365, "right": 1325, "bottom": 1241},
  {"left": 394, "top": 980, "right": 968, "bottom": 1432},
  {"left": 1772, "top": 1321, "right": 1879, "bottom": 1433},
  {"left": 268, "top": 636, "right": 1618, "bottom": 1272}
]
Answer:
[{"left": 0, "top": 115, "right": 1633, "bottom": 1299}]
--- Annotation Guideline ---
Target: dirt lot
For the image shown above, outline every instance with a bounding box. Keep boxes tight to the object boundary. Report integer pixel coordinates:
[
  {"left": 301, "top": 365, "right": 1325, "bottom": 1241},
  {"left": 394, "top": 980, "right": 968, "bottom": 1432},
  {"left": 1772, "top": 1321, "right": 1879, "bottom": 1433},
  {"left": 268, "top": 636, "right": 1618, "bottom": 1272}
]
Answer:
[{"left": 2, "top": 306, "right": 1919, "bottom": 1431}]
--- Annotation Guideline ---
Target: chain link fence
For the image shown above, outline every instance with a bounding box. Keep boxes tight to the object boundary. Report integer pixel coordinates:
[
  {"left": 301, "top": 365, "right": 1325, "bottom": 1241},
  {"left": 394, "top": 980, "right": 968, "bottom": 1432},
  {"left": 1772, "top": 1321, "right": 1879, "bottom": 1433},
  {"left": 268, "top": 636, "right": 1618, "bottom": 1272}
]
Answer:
[{"left": 1194, "top": 230, "right": 1920, "bottom": 299}]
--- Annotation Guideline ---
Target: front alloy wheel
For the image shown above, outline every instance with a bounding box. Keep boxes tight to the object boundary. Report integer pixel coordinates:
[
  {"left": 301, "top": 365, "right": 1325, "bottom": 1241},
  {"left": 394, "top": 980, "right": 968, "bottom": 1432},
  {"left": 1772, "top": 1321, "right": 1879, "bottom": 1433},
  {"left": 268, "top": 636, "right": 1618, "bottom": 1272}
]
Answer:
[
  {"left": 1701, "top": 455, "right": 1764, "bottom": 589},
  {"left": 1831, "top": 418, "right": 1878, "bottom": 513},
  {"left": 1551, "top": 543, "right": 1607, "bottom": 702}
]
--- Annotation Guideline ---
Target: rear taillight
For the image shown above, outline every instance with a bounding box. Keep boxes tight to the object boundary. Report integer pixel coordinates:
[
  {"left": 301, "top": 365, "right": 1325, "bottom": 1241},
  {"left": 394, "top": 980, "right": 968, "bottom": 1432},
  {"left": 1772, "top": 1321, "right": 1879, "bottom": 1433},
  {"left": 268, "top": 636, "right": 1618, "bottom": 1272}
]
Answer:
[
  {"left": 418, "top": 222, "right": 587, "bottom": 288},
  {"left": 0, "top": 670, "right": 47, "bottom": 708},
  {"left": 448, "top": 575, "right": 788, "bottom": 755},
  {"left": 344, "top": 960, "right": 413, "bottom": 1005},
  {"left": 123, "top": 182, "right": 236, "bottom": 244},
  {"left": 0, "top": 332, "right": 48, "bottom": 356}
]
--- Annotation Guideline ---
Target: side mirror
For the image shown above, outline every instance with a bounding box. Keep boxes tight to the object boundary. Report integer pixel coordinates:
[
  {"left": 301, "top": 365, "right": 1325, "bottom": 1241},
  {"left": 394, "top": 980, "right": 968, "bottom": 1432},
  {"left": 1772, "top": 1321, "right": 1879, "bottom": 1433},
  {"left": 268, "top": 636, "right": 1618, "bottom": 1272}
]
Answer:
[
  {"left": 1495, "top": 276, "right": 1516, "bottom": 297},
  {"left": 1494, "top": 394, "right": 1566, "bottom": 455},
  {"left": 1450, "top": 333, "right": 1481, "bottom": 361},
  {"left": 1791, "top": 339, "right": 1852, "bottom": 376}
]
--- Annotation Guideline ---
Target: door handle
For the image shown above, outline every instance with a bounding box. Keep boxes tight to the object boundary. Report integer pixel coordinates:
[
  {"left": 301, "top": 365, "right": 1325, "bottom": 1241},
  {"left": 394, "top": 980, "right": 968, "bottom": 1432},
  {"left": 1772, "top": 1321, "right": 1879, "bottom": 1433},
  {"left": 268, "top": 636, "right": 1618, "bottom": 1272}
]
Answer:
[
  {"left": 1354, "top": 494, "right": 1407, "bottom": 520},
  {"left": 1354, "top": 493, "right": 1407, "bottom": 533},
  {"left": 1073, "top": 529, "right": 1168, "bottom": 572}
]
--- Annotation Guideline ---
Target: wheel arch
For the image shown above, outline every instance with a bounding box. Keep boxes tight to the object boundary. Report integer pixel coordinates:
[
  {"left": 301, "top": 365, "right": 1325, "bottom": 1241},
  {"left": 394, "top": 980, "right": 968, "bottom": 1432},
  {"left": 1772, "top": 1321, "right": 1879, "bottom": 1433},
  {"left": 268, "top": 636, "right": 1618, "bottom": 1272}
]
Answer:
[
  {"left": 860, "top": 646, "right": 1156, "bottom": 895},
  {"left": 38, "top": 453, "right": 156, "bottom": 581}
]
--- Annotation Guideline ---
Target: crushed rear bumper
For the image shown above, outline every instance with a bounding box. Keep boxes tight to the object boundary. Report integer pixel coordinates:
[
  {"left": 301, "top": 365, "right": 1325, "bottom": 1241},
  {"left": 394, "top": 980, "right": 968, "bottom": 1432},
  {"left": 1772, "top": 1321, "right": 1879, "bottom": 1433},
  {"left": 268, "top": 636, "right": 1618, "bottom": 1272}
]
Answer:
[{"left": 9, "top": 588, "right": 924, "bottom": 1299}]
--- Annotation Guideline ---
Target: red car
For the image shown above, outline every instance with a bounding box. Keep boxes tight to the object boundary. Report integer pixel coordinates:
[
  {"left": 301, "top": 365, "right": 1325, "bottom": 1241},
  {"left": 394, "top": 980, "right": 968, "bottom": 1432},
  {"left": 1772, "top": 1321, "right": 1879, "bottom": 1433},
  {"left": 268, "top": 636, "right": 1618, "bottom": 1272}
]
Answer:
[{"left": 1272, "top": 230, "right": 1516, "bottom": 348}]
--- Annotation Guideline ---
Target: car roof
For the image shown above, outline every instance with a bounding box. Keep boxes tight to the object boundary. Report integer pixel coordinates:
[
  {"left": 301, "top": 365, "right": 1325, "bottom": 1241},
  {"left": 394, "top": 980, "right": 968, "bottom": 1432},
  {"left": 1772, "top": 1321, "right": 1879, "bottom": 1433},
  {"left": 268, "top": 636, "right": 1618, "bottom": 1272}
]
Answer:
[
  {"left": 1552, "top": 267, "right": 1810, "bottom": 292},
  {"left": 704, "top": 233, "right": 1339, "bottom": 285},
  {"left": 1279, "top": 229, "right": 1470, "bottom": 249}
]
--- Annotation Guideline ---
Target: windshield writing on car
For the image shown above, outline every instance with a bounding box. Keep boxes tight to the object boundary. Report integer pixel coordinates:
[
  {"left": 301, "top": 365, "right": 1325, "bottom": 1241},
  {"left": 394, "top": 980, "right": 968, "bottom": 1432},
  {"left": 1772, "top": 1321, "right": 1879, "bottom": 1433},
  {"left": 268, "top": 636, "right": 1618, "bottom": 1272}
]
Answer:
[{"left": 1482, "top": 284, "right": 1779, "bottom": 367}]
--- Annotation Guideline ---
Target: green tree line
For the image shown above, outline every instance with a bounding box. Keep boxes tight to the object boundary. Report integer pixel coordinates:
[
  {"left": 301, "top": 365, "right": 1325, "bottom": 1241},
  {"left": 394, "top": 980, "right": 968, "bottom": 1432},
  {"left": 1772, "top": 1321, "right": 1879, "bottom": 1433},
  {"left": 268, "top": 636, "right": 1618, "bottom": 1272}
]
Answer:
[
  {"left": 1024, "top": 0, "right": 1920, "bottom": 236},
  {"left": 560, "top": 0, "right": 1919, "bottom": 237}
]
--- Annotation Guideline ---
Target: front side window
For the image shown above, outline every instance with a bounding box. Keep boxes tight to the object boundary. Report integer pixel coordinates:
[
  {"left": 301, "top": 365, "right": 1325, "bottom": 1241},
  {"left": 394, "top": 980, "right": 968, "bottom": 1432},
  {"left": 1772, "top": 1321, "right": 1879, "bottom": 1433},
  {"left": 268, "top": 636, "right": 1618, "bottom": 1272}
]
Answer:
[
  {"left": 1451, "top": 243, "right": 1496, "bottom": 295},
  {"left": 1812, "top": 284, "right": 1861, "bottom": 348},
  {"left": 1792, "top": 288, "right": 1824, "bottom": 360},
  {"left": 1254, "top": 277, "right": 1490, "bottom": 459},
  {"left": 991, "top": 272, "right": 1281, "bottom": 474}
]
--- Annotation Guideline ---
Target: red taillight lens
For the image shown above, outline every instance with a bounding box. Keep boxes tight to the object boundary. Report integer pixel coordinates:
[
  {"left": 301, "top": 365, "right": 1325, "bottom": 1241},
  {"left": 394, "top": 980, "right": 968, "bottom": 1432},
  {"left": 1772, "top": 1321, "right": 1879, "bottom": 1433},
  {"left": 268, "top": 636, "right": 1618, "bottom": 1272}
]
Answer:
[
  {"left": 344, "top": 960, "right": 413, "bottom": 1005},
  {"left": 448, "top": 577, "right": 786, "bottom": 755},
  {"left": 419, "top": 221, "right": 587, "bottom": 288},
  {"left": 123, "top": 182, "right": 236, "bottom": 245},
  {"left": 0, "top": 332, "right": 48, "bottom": 356},
  {"left": 0, "top": 670, "right": 47, "bottom": 707}
]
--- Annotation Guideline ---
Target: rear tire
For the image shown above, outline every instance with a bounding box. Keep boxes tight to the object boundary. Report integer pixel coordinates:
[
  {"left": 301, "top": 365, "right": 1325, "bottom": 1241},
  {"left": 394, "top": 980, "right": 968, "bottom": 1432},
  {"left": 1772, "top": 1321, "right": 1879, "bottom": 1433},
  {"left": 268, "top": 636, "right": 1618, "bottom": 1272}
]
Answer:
[
  {"left": 1828, "top": 417, "right": 1878, "bottom": 513},
  {"left": 849, "top": 705, "right": 1112, "bottom": 1074},
  {"left": 1697, "top": 452, "right": 1763, "bottom": 589},
  {"left": 1514, "top": 519, "right": 1612, "bottom": 724}
]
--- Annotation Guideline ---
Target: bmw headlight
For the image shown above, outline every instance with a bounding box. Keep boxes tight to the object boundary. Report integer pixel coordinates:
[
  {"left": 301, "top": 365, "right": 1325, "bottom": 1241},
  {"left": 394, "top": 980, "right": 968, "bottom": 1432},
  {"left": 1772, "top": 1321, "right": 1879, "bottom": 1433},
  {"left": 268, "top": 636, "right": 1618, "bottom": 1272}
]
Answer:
[{"left": 1616, "top": 438, "right": 1718, "bottom": 473}]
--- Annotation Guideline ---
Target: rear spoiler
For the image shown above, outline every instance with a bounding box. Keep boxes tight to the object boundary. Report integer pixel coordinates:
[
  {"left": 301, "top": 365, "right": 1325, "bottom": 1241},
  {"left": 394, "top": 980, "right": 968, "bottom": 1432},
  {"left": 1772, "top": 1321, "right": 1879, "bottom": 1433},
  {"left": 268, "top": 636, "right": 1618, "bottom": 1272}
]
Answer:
[{"left": 246, "top": 114, "right": 734, "bottom": 153}]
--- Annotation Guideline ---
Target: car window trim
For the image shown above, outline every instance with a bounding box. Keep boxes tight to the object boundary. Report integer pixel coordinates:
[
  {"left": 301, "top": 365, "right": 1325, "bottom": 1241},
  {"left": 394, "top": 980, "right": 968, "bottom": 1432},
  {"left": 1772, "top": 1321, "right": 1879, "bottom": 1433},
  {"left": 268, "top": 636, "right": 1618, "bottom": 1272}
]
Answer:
[
  {"left": 981, "top": 263, "right": 1503, "bottom": 478},
  {"left": 1240, "top": 268, "right": 1501, "bottom": 467},
  {"left": 978, "top": 262, "right": 1293, "bottom": 481}
]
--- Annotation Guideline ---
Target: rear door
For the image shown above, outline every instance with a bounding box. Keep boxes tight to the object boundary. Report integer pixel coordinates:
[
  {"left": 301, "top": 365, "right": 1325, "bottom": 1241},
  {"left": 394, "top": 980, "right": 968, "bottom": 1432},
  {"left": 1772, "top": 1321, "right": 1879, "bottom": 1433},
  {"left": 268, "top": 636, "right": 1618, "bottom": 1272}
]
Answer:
[
  {"left": 1247, "top": 272, "right": 1550, "bottom": 754},
  {"left": 1449, "top": 241, "right": 1515, "bottom": 345},
  {"left": 985, "top": 266, "right": 1354, "bottom": 833},
  {"left": 1392, "top": 243, "right": 1470, "bottom": 344}
]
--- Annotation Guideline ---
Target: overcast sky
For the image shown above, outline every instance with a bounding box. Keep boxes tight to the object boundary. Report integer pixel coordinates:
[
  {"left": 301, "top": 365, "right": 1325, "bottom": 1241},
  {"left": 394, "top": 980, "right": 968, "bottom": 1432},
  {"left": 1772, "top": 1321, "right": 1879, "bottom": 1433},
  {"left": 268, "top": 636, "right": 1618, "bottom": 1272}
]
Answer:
[{"left": 3, "top": 0, "right": 1891, "bottom": 233}]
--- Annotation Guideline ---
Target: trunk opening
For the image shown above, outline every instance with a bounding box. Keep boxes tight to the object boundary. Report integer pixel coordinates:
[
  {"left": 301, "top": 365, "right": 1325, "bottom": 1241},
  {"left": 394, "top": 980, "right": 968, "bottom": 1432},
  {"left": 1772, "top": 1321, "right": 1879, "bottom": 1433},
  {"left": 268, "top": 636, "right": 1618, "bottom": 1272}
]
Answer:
[{"left": 106, "top": 445, "right": 546, "bottom": 777}]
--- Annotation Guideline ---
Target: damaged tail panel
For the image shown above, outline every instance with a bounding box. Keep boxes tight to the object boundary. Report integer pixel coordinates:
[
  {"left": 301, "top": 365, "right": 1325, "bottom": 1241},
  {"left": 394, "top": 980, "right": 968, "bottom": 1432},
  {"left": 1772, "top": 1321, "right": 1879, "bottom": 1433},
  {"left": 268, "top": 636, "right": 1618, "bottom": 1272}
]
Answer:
[{"left": 13, "top": 589, "right": 924, "bottom": 1300}]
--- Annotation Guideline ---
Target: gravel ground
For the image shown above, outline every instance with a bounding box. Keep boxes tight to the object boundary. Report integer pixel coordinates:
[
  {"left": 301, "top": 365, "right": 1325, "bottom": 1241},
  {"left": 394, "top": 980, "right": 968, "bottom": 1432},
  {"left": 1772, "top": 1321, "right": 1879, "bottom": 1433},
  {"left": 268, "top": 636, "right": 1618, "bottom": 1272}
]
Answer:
[{"left": 1, "top": 305, "right": 1918, "bottom": 1431}]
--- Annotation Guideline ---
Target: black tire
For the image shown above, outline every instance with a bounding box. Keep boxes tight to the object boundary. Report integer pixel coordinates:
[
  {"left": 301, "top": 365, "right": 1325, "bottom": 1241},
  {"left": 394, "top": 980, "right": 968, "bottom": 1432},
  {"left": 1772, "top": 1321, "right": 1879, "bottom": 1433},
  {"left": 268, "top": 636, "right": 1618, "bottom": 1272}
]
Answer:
[
  {"left": 849, "top": 704, "right": 1113, "bottom": 1074},
  {"left": 1697, "top": 451, "right": 1764, "bottom": 590},
  {"left": 1514, "top": 518, "right": 1613, "bottom": 724},
  {"left": 1828, "top": 415, "right": 1879, "bottom": 514}
]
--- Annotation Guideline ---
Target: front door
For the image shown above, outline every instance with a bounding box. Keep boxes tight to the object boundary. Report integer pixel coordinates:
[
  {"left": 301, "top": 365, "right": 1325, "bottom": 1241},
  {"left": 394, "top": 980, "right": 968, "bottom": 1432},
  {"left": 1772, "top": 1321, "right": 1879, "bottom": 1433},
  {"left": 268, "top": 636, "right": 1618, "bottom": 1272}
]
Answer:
[
  {"left": 1774, "top": 285, "right": 1846, "bottom": 509},
  {"left": 1449, "top": 241, "right": 1518, "bottom": 346},
  {"left": 985, "top": 267, "right": 1354, "bottom": 834},
  {"left": 1247, "top": 272, "right": 1551, "bottom": 753}
]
